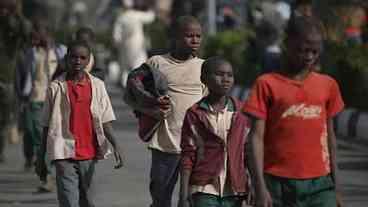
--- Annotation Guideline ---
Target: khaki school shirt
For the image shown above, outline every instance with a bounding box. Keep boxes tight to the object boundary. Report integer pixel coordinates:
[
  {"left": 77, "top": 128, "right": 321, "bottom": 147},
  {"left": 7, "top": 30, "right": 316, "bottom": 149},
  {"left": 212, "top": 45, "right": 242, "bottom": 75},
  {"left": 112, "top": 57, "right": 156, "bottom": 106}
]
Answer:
[
  {"left": 146, "top": 54, "right": 204, "bottom": 154},
  {"left": 41, "top": 73, "right": 116, "bottom": 161}
]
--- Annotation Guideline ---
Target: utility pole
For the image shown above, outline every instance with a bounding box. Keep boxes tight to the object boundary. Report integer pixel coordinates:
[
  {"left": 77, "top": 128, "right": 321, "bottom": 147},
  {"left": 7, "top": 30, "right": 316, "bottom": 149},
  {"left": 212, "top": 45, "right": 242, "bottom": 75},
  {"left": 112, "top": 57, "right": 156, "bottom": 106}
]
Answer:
[{"left": 207, "top": 0, "right": 217, "bottom": 35}]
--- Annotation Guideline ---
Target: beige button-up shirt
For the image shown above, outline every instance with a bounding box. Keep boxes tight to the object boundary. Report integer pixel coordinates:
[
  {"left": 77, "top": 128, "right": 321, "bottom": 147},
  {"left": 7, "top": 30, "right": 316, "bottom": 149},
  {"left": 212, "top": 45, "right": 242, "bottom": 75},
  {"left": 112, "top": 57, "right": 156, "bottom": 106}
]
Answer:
[{"left": 41, "top": 73, "right": 116, "bottom": 161}]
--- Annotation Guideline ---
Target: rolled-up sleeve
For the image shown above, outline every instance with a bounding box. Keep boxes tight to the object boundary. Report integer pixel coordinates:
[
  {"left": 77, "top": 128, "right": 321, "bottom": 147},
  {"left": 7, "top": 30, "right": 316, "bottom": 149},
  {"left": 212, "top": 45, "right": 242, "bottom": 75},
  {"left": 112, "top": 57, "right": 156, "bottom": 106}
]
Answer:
[{"left": 100, "top": 83, "right": 116, "bottom": 123}]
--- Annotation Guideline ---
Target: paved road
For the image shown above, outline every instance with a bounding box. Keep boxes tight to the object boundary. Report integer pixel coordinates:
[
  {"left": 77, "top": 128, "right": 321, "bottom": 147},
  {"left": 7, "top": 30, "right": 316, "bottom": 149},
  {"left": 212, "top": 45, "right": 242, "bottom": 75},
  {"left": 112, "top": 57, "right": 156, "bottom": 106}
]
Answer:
[{"left": 0, "top": 84, "right": 367, "bottom": 207}]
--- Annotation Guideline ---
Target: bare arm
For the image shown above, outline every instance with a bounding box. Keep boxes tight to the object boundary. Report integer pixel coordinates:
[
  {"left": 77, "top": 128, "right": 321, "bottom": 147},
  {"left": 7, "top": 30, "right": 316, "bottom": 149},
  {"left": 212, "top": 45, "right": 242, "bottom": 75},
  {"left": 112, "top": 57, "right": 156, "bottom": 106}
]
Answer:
[
  {"left": 179, "top": 169, "right": 192, "bottom": 207},
  {"left": 103, "top": 121, "right": 124, "bottom": 169},
  {"left": 327, "top": 119, "right": 343, "bottom": 206},
  {"left": 248, "top": 118, "right": 266, "bottom": 192},
  {"left": 247, "top": 117, "right": 272, "bottom": 207}
]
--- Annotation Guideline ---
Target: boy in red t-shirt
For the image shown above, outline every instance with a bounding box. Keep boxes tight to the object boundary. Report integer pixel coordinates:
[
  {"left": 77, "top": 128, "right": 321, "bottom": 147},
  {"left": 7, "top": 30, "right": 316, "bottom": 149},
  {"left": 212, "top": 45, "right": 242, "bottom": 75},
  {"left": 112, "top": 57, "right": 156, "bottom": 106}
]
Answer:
[{"left": 243, "top": 16, "right": 344, "bottom": 207}]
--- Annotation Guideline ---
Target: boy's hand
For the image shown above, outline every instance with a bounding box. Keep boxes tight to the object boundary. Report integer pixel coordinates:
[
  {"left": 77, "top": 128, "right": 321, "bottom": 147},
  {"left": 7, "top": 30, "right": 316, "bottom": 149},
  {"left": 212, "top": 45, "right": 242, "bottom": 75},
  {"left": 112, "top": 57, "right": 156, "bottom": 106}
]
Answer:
[
  {"left": 113, "top": 147, "right": 124, "bottom": 169},
  {"left": 155, "top": 95, "right": 172, "bottom": 119},
  {"left": 35, "top": 157, "right": 47, "bottom": 181},
  {"left": 336, "top": 191, "right": 343, "bottom": 207},
  {"left": 256, "top": 188, "right": 273, "bottom": 207},
  {"left": 157, "top": 95, "right": 170, "bottom": 105}
]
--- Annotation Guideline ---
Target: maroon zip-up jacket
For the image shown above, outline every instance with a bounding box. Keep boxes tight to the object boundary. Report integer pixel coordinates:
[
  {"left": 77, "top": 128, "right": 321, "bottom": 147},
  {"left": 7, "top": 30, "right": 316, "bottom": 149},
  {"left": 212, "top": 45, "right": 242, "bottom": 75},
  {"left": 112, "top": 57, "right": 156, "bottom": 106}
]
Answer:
[{"left": 181, "top": 96, "right": 251, "bottom": 194}]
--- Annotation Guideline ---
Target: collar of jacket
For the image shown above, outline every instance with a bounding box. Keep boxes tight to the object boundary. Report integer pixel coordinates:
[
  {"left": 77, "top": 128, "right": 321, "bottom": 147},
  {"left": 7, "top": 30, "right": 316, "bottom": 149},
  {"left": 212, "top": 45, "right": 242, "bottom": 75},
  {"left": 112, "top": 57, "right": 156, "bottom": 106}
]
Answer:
[{"left": 191, "top": 96, "right": 245, "bottom": 143}]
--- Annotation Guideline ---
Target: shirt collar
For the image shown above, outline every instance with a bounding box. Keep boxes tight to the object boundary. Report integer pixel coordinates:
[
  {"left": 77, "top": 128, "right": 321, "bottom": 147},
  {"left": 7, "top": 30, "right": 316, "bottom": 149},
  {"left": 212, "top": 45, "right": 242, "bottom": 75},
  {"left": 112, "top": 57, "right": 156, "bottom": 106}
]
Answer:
[{"left": 198, "top": 96, "right": 235, "bottom": 113}]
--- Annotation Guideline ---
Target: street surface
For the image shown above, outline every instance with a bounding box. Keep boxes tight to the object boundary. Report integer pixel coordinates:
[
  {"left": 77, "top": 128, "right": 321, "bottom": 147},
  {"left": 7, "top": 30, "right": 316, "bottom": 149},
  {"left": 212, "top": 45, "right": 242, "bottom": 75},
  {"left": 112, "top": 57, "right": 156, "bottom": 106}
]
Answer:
[{"left": 0, "top": 84, "right": 367, "bottom": 207}]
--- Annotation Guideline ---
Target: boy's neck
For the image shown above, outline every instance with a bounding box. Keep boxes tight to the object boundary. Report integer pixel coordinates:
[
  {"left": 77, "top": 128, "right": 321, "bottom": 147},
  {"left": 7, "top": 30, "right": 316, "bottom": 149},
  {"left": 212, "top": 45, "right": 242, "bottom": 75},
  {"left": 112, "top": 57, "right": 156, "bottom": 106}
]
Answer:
[
  {"left": 66, "top": 71, "right": 86, "bottom": 83},
  {"left": 170, "top": 50, "right": 195, "bottom": 61},
  {"left": 280, "top": 63, "right": 313, "bottom": 81},
  {"left": 206, "top": 94, "right": 228, "bottom": 111}
]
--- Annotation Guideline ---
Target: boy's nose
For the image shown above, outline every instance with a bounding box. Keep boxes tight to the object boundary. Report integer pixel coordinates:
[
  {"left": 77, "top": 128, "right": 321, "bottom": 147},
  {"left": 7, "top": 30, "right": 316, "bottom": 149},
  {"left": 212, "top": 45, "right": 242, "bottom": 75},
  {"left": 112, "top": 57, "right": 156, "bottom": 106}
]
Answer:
[{"left": 192, "top": 37, "right": 200, "bottom": 44}]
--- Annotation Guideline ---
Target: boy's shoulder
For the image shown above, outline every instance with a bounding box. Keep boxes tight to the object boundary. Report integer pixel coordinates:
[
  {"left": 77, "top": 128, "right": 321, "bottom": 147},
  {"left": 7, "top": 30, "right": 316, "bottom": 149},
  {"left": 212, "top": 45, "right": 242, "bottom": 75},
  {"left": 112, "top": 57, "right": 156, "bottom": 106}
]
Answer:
[
  {"left": 255, "top": 72, "right": 337, "bottom": 85},
  {"left": 309, "top": 71, "right": 337, "bottom": 84},
  {"left": 146, "top": 54, "right": 204, "bottom": 68},
  {"left": 253, "top": 72, "right": 281, "bottom": 86},
  {"left": 89, "top": 74, "right": 106, "bottom": 89},
  {"left": 146, "top": 54, "right": 168, "bottom": 66},
  {"left": 189, "top": 96, "right": 244, "bottom": 113}
]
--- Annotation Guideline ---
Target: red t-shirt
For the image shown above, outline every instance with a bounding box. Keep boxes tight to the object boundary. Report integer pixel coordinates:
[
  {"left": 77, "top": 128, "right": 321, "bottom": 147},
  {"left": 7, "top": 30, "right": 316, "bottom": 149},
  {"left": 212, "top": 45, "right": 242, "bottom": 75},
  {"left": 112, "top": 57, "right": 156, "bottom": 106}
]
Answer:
[
  {"left": 67, "top": 76, "right": 97, "bottom": 160},
  {"left": 243, "top": 72, "right": 344, "bottom": 179}
]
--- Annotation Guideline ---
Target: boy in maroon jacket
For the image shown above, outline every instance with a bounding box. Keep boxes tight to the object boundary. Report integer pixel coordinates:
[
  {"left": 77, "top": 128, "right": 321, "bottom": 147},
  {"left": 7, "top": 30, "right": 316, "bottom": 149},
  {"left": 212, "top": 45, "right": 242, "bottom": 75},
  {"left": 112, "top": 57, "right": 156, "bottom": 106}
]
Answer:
[{"left": 179, "top": 57, "right": 251, "bottom": 207}]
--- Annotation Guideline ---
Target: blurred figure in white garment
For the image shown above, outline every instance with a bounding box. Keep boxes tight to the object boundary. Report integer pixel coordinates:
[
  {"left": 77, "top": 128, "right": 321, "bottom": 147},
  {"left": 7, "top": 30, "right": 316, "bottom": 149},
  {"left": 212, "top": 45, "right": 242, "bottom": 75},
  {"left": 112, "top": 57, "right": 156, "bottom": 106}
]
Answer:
[{"left": 113, "top": 0, "right": 155, "bottom": 88}]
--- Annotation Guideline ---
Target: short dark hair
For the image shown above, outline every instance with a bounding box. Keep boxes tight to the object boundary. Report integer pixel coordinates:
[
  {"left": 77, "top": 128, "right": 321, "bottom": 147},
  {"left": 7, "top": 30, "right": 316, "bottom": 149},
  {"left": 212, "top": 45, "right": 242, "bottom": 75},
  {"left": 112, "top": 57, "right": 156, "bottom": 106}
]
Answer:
[
  {"left": 201, "top": 56, "right": 231, "bottom": 84},
  {"left": 172, "top": 15, "right": 201, "bottom": 37},
  {"left": 67, "top": 40, "right": 91, "bottom": 56},
  {"left": 285, "top": 16, "right": 323, "bottom": 40},
  {"left": 75, "top": 27, "right": 95, "bottom": 41}
]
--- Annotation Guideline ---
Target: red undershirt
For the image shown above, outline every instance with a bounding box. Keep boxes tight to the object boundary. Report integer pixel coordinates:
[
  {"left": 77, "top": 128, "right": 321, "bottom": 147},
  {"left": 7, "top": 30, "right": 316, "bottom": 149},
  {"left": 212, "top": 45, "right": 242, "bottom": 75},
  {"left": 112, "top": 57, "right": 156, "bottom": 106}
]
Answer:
[{"left": 67, "top": 75, "right": 97, "bottom": 160}]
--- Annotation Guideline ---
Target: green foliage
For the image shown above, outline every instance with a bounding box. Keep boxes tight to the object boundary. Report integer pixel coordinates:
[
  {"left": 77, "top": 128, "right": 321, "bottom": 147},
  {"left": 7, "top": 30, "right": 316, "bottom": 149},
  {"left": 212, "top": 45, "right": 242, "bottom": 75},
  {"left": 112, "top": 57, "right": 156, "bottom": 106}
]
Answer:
[
  {"left": 145, "top": 20, "right": 169, "bottom": 51},
  {"left": 322, "top": 42, "right": 368, "bottom": 110},
  {"left": 202, "top": 29, "right": 261, "bottom": 86}
]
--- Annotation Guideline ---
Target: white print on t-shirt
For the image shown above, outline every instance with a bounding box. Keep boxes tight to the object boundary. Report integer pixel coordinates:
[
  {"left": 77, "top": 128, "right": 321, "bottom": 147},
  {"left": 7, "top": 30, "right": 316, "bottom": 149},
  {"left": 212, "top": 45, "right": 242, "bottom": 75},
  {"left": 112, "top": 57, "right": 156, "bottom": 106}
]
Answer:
[
  {"left": 281, "top": 104, "right": 322, "bottom": 119},
  {"left": 320, "top": 125, "right": 331, "bottom": 172}
]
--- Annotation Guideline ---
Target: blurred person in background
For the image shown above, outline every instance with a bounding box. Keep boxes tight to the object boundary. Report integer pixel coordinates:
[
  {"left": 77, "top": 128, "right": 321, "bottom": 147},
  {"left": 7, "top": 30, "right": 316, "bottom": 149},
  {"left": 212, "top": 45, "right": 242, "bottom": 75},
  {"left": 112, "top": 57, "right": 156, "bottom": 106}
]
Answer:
[
  {"left": 0, "top": 0, "right": 28, "bottom": 163},
  {"left": 113, "top": 0, "right": 155, "bottom": 88},
  {"left": 343, "top": 5, "right": 366, "bottom": 45},
  {"left": 254, "top": 0, "right": 291, "bottom": 73},
  {"left": 292, "top": 0, "right": 313, "bottom": 18},
  {"left": 16, "top": 16, "right": 67, "bottom": 192}
]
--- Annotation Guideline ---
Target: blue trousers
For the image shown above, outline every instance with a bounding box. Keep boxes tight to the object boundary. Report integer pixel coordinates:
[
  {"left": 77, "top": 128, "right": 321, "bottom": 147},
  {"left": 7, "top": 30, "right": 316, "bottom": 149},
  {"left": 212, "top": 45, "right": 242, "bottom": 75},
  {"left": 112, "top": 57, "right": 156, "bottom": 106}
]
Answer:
[
  {"left": 150, "top": 149, "right": 181, "bottom": 207},
  {"left": 55, "top": 159, "right": 96, "bottom": 207}
]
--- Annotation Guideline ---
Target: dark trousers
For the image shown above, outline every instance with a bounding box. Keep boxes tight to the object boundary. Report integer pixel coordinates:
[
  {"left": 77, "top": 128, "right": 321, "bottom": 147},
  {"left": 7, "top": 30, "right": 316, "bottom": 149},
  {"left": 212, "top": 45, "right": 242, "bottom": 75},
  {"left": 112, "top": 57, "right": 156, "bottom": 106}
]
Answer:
[
  {"left": 192, "top": 193, "right": 243, "bottom": 207},
  {"left": 55, "top": 159, "right": 96, "bottom": 207},
  {"left": 22, "top": 102, "right": 43, "bottom": 163},
  {"left": 264, "top": 174, "right": 337, "bottom": 207},
  {"left": 0, "top": 83, "right": 15, "bottom": 160},
  {"left": 150, "top": 149, "right": 181, "bottom": 207}
]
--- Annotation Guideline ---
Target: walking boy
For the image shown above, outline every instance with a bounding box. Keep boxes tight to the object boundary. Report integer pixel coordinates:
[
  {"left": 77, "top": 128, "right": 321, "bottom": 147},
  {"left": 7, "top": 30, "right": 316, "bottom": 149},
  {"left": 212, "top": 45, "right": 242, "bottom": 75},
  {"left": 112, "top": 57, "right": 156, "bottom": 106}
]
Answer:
[
  {"left": 125, "top": 16, "right": 204, "bottom": 207},
  {"left": 179, "top": 57, "right": 251, "bottom": 207},
  {"left": 243, "top": 16, "right": 344, "bottom": 207},
  {"left": 36, "top": 40, "right": 123, "bottom": 207},
  {"left": 75, "top": 27, "right": 105, "bottom": 81},
  {"left": 16, "top": 18, "right": 67, "bottom": 193}
]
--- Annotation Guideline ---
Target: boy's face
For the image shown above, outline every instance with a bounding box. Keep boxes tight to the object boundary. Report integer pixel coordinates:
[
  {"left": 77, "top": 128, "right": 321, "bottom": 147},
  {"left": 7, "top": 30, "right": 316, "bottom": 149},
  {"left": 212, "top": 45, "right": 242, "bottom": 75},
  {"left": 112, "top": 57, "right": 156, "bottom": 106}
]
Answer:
[
  {"left": 176, "top": 23, "right": 202, "bottom": 56},
  {"left": 67, "top": 46, "right": 90, "bottom": 72},
  {"left": 0, "top": 0, "right": 16, "bottom": 20},
  {"left": 31, "top": 28, "right": 48, "bottom": 47},
  {"left": 287, "top": 31, "right": 322, "bottom": 73},
  {"left": 206, "top": 62, "right": 234, "bottom": 96},
  {"left": 296, "top": 4, "right": 313, "bottom": 17}
]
